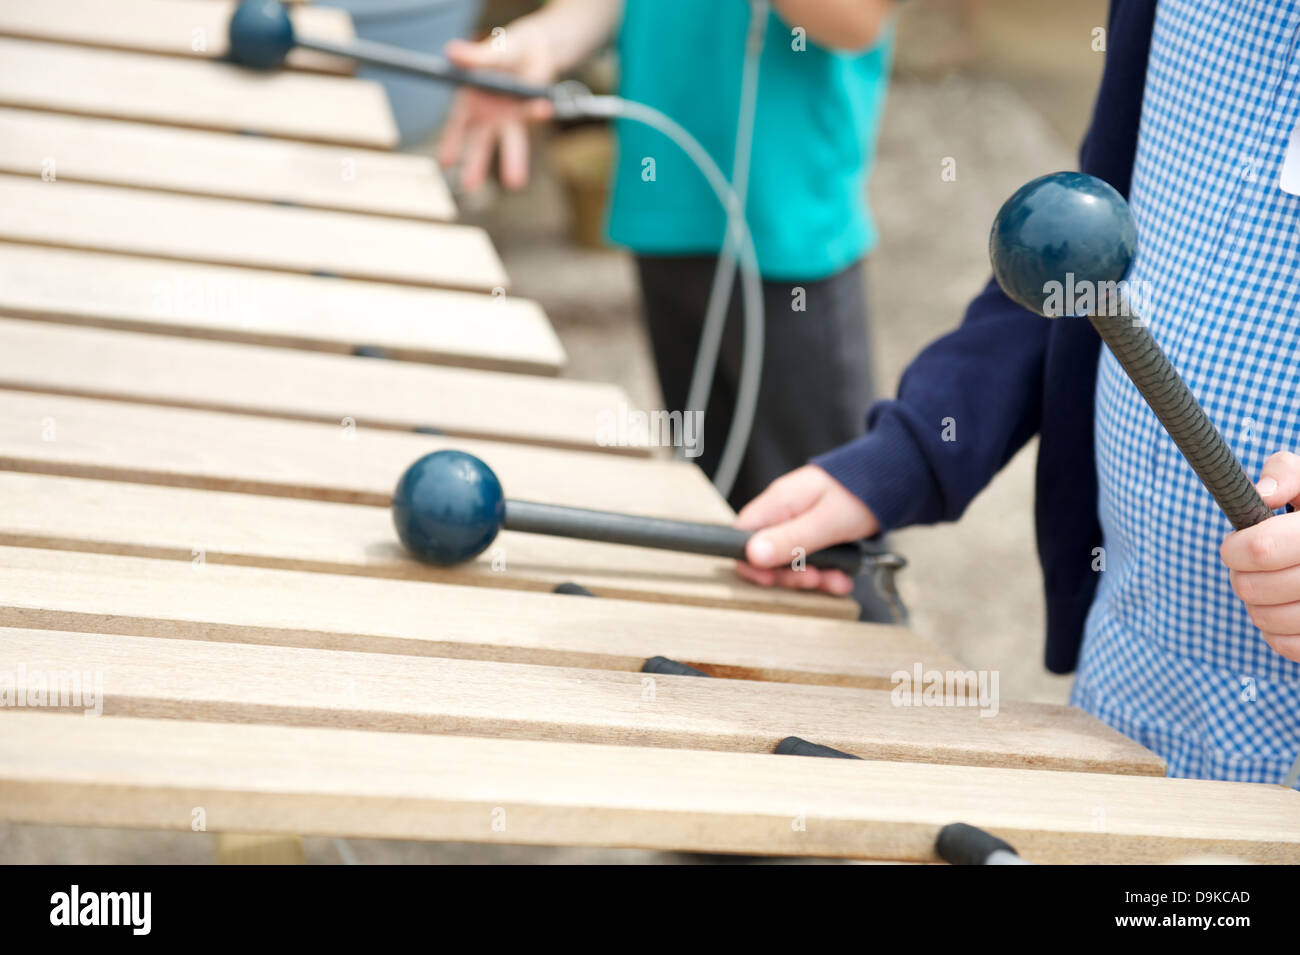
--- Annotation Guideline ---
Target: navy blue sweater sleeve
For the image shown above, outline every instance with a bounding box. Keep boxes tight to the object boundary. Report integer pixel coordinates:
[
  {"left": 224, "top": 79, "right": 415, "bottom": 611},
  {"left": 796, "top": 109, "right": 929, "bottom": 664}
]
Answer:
[
  {"left": 814, "top": 280, "right": 1046, "bottom": 530},
  {"left": 815, "top": 0, "right": 1156, "bottom": 538}
]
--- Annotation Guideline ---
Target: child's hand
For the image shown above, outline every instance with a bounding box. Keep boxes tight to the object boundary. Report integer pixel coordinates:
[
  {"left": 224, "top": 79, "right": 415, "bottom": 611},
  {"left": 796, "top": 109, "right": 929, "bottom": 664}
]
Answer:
[
  {"left": 734, "top": 465, "right": 880, "bottom": 595},
  {"left": 436, "top": 31, "right": 557, "bottom": 191},
  {"left": 1220, "top": 452, "right": 1300, "bottom": 663}
]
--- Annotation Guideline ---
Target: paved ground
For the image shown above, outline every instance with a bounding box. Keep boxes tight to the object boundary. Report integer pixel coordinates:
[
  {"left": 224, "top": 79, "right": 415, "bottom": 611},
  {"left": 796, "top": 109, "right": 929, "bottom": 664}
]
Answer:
[{"left": 5, "top": 0, "right": 1110, "bottom": 863}]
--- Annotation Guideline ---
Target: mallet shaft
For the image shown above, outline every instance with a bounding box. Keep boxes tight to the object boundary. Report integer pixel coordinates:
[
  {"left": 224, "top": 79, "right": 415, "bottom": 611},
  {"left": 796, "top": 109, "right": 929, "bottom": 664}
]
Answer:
[
  {"left": 504, "top": 500, "right": 869, "bottom": 574},
  {"left": 297, "top": 35, "right": 554, "bottom": 101},
  {"left": 1089, "top": 311, "right": 1271, "bottom": 531}
]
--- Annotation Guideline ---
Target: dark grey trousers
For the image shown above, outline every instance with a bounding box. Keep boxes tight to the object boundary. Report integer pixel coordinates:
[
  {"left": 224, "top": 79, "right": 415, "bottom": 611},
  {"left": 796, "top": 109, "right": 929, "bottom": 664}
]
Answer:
[{"left": 635, "top": 254, "right": 894, "bottom": 622}]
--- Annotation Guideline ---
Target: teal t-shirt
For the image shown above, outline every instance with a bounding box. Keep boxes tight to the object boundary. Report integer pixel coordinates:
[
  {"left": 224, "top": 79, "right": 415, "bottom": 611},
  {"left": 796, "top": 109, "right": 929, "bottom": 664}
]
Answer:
[{"left": 606, "top": 0, "right": 894, "bottom": 280}]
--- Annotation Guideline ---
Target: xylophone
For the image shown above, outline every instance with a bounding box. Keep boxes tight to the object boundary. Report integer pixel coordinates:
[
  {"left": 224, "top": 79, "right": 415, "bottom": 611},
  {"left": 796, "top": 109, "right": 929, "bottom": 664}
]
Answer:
[{"left": 1, "top": 0, "right": 1298, "bottom": 866}]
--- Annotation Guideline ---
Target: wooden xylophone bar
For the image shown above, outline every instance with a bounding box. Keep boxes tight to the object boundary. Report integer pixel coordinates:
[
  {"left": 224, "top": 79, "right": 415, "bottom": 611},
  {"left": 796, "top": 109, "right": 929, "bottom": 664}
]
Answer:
[
  {"left": 0, "top": 626, "right": 1163, "bottom": 775},
  {"left": 0, "top": 244, "right": 566, "bottom": 375},
  {"left": 4, "top": 711, "right": 1297, "bottom": 864},
  {"left": 0, "top": 37, "right": 396, "bottom": 146},
  {"left": 0, "top": 175, "right": 507, "bottom": 290},
  {"left": 0, "top": 318, "right": 643, "bottom": 455},
  {"left": 0, "top": 0, "right": 356, "bottom": 73},
  {"left": 0, "top": 108, "right": 457, "bottom": 220}
]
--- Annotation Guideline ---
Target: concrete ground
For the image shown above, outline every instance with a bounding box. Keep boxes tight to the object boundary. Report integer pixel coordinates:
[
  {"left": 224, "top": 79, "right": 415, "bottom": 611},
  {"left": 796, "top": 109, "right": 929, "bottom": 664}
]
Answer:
[{"left": 4, "top": 0, "right": 1110, "bottom": 863}]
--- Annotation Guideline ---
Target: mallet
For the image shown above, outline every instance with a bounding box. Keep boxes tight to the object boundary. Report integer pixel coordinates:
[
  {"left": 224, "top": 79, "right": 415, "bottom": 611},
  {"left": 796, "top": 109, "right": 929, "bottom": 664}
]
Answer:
[
  {"left": 989, "top": 171, "right": 1272, "bottom": 531},
  {"left": 993, "top": 173, "right": 1300, "bottom": 790},
  {"left": 390, "top": 449, "right": 905, "bottom": 583},
  {"left": 228, "top": 0, "right": 561, "bottom": 103}
]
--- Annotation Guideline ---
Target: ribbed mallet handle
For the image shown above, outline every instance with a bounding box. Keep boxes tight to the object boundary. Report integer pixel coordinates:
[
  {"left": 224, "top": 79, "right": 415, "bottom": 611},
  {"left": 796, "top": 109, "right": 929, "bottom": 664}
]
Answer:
[{"left": 1088, "top": 310, "right": 1271, "bottom": 529}]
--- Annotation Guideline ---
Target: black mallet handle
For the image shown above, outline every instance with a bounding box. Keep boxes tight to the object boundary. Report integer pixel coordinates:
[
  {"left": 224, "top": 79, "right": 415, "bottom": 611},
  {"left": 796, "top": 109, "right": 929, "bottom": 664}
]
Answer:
[
  {"left": 641, "top": 656, "right": 710, "bottom": 678},
  {"left": 1089, "top": 311, "right": 1271, "bottom": 530},
  {"left": 297, "top": 34, "right": 554, "bottom": 101},
  {"left": 936, "top": 823, "right": 1030, "bottom": 865},
  {"left": 504, "top": 500, "right": 877, "bottom": 575},
  {"left": 773, "top": 737, "right": 861, "bottom": 760}
]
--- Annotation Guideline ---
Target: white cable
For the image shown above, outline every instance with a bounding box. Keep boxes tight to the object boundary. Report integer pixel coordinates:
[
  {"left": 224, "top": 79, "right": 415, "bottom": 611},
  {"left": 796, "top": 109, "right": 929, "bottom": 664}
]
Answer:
[
  {"left": 563, "top": 93, "right": 765, "bottom": 498},
  {"left": 680, "top": 0, "right": 769, "bottom": 498},
  {"left": 554, "top": 5, "right": 768, "bottom": 498}
]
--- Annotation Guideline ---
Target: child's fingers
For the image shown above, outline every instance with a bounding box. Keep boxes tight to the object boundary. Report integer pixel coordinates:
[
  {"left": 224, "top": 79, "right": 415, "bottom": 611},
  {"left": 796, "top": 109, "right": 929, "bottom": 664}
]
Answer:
[
  {"left": 773, "top": 567, "right": 821, "bottom": 590},
  {"left": 810, "top": 569, "right": 855, "bottom": 596},
  {"left": 768, "top": 566, "right": 853, "bottom": 595},
  {"left": 734, "top": 466, "right": 824, "bottom": 531},
  {"left": 457, "top": 121, "right": 498, "bottom": 192},
  {"left": 524, "top": 98, "right": 555, "bottom": 121},
  {"left": 1229, "top": 565, "right": 1300, "bottom": 607},
  {"left": 1259, "top": 631, "right": 1300, "bottom": 664},
  {"left": 1220, "top": 512, "right": 1300, "bottom": 572},
  {"left": 1243, "top": 599, "right": 1300, "bottom": 635},
  {"left": 436, "top": 96, "right": 471, "bottom": 168},
  {"left": 733, "top": 561, "right": 775, "bottom": 587},
  {"left": 734, "top": 559, "right": 853, "bottom": 595},
  {"left": 744, "top": 498, "right": 843, "bottom": 570},
  {"left": 497, "top": 120, "right": 531, "bottom": 189},
  {"left": 444, "top": 36, "right": 517, "bottom": 71},
  {"left": 1256, "top": 451, "right": 1300, "bottom": 508}
]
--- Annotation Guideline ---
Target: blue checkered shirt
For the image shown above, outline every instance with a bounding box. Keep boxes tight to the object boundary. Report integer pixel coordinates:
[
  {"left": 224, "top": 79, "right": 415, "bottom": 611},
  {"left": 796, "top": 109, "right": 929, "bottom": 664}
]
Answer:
[{"left": 1071, "top": 0, "right": 1300, "bottom": 783}]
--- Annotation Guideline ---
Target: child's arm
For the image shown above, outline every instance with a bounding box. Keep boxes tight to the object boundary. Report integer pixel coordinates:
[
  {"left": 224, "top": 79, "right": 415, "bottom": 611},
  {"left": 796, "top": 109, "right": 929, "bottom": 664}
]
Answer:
[
  {"left": 1220, "top": 451, "right": 1300, "bottom": 663},
  {"left": 771, "top": 0, "right": 898, "bottom": 51},
  {"left": 734, "top": 278, "right": 1053, "bottom": 595}
]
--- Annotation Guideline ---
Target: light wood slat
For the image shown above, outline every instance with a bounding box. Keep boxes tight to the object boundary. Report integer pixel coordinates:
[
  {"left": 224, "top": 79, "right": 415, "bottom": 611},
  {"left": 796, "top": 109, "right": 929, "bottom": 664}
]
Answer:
[
  {"left": 0, "top": 0, "right": 353, "bottom": 73},
  {"left": 0, "top": 391, "right": 723, "bottom": 516},
  {"left": 0, "top": 245, "right": 565, "bottom": 375},
  {"left": 1, "top": 628, "right": 1164, "bottom": 776},
  {"left": 0, "top": 109, "right": 455, "bottom": 220},
  {"left": 0, "top": 472, "right": 853, "bottom": 618},
  {"left": 0, "top": 176, "right": 505, "bottom": 291},
  {"left": 0, "top": 38, "right": 396, "bottom": 148},
  {"left": 0, "top": 319, "right": 643, "bottom": 456},
  {"left": 214, "top": 834, "right": 304, "bottom": 864},
  {"left": 3, "top": 712, "right": 1294, "bottom": 863},
  {"left": 0, "top": 546, "right": 946, "bottom": 688}
]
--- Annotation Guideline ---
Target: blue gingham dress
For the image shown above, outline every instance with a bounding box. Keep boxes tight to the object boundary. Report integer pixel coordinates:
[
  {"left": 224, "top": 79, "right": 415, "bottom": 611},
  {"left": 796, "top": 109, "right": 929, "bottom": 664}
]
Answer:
[{"left": 1070, "top": 0, "right": 1300, "bottom": 784}]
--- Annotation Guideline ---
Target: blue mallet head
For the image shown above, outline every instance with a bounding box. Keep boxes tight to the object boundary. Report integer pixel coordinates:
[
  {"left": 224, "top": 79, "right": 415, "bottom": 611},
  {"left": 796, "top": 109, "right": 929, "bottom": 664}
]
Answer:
[
  {"left": 228, "top": 0, "right": 295, "bottom": 70},
  {"left": 392, "top": 450, "right": 505, "bottom": 565},
  {"left": 989, "top": 171, "right": 1137, "bottom": 317}
]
